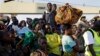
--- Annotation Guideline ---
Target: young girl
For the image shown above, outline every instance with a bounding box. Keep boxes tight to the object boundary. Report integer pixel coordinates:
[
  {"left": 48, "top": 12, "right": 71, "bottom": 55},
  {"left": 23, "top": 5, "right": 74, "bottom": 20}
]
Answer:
[{"left": 62, "top": 24, "right": 79, "bottom": 56}]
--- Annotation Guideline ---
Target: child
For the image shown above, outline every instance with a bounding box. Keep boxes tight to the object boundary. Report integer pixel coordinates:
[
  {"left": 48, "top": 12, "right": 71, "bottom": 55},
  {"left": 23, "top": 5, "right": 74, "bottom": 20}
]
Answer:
[
  {"left": 30, "top": 37, "right": 48, "bottom": 56},
  {"left": 62, "top": 24, "right": 79, "bottom": 56}
]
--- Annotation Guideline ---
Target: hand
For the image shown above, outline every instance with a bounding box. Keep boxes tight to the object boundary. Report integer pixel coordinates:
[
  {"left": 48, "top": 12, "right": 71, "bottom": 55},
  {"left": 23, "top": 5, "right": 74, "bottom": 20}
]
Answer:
[{"left": 72, "top": 35, "right": 77, "bottom": 39}]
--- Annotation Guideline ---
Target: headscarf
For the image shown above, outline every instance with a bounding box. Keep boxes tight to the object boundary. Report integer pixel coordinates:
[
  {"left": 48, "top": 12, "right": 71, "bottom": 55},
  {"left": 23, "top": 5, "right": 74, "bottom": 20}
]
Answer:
[{"left": 32, "top": 18, "right": 39, "bottom": 29}]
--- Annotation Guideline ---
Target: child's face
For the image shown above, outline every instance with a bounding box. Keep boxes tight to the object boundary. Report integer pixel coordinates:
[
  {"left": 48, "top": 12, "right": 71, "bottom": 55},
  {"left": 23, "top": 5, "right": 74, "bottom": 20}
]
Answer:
[
  {"left": 39, "top": 39, "right": 47, "bottom": 48},
  {"left": 65, "top": 28, "right": 72, "bottom": 35}
]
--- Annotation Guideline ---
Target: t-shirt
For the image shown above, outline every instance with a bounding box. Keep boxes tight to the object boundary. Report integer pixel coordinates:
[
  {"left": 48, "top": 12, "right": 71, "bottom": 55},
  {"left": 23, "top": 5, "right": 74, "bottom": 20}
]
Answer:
[
  {"left": 45, "top": 33, "right": 61, "bottom": 55},
  {"left": 12, "top": 25, "right": 19, "bottom": 31},
  {"left": 62, "top": 35, "right": 76, "bottom": 53},
  {"left": 83, "top": 31, "right": 94, "bottom": 46}
]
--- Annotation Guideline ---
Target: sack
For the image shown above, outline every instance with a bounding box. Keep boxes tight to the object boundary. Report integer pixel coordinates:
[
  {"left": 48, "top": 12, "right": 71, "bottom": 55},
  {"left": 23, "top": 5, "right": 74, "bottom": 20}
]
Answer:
[
  {"left": 78, "top": 29, "right": 94, "bottom": 53},
  {"left": 55, "top": 5, "right": 83, "bottom": 24}
]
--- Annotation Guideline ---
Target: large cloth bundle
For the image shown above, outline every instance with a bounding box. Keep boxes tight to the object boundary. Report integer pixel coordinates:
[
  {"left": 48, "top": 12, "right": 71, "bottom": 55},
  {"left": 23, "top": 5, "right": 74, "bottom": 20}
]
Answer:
[{"left": 55, "top": 4, "right": 83, "bottom": 24}]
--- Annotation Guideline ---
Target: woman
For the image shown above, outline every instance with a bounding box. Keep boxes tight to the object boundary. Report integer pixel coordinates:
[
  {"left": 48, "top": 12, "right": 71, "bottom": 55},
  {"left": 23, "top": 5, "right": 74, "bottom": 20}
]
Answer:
[
  {"left": 17, "top": 20, "right": 31, "bottom": 38},
  {"left": 62, "top": 24, "right": 79, "bottom": 56}
]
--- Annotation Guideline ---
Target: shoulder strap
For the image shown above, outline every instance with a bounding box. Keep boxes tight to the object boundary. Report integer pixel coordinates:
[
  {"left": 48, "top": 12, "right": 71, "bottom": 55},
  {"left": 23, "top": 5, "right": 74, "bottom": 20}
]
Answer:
[{"left": 87, "top": 29, "right": 94, "bottom": 38}]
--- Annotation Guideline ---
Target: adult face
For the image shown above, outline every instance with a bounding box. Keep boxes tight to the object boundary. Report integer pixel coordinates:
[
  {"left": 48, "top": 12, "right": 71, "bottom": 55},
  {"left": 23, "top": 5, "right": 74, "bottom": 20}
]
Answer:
[
  {"left": 52, "top": 4, "right": 57, "bottom": 11},
  {"left": 45, "top": 24, "right": 52, "bottom": 33},
  {"left": 26, "top": 18, "right": 32, "bottom": 25},
  {"left": 35, "top": 23, "right": 41, "bottom": 31},
  {"left": 47, "top": 3, "right": 52, "bottom": 11}
]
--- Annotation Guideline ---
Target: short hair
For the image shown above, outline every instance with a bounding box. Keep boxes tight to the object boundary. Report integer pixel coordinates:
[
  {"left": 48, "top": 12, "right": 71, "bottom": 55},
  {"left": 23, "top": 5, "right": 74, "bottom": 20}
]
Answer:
[
  {"left": 53, "top": 4, "right": 57, "bottom": 7},
  {"left": 47, "top": 3, "right": 52, "bottom": 6}
]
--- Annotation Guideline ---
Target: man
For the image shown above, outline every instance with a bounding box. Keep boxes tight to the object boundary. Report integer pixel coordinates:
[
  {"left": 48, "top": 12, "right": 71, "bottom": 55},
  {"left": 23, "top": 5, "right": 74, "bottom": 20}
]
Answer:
[
  {"left": 26, "top": 18, "right": 32, "bottom": 30},
  {"left": 43, "top": 3, "right": 52, "bottom": 23},
  {"left": 45, "top": 23, "right": 61, "bottom": 56},
  {"left": 83, "top": 20, "right": 100, "bottom": 56},
  {"left": 49, "top": 4, "right": 57, "bottom": 29}
]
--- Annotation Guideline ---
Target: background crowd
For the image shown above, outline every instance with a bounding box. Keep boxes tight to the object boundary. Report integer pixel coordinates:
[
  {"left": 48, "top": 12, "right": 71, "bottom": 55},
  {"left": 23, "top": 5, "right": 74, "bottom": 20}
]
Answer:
[{"left": 0, "top": 3, "right": 100, "bottom": 56}]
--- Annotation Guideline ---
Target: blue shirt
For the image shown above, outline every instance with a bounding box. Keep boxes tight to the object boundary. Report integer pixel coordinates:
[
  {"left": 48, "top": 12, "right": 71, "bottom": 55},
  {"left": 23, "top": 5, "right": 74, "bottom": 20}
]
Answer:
[{"left": 62, "top": 35, "right": 76, "bottom": 53}]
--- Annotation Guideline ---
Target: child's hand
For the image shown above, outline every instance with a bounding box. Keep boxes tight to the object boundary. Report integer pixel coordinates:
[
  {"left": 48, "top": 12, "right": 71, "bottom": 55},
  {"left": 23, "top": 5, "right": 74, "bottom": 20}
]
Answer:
[{"left": 72, "top": 35, "right": 77, "bottom": 39}]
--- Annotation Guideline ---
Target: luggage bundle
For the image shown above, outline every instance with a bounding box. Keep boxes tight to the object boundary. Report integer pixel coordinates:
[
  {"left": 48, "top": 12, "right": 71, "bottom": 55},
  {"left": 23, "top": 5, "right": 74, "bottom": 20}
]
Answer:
[{"left": 55, "top": 3, "right": 83, "bottom": 25}]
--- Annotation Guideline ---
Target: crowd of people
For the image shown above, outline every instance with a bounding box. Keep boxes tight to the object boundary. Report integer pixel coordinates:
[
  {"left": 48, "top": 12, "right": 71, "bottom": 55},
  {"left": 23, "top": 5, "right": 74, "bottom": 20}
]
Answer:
[{"left": 0, "top": 3, "right": 100, "bottom": 56}]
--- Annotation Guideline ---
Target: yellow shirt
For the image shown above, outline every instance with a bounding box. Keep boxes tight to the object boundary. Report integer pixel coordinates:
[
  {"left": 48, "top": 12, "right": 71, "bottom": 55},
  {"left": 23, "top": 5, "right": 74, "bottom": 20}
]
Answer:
[{"left": 45, "top": 33, "right": 61, "bottom": 55}]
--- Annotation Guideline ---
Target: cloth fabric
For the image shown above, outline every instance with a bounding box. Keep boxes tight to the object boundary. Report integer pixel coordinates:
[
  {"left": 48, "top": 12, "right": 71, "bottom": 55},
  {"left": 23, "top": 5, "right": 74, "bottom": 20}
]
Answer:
[
  {"left": 93, "top": 30, "right": 100, "bottom": 56},
  {"left": 43, "top": 10, "right": 51, "bottom": 23},
  {"left": 17, "top": 27, "right": 32, "bottom": 38},
  {"left": 83, "top": 31, "right": 94, "bottom": 46},
  {"left": 49, "top": 11, "right": 57, "bottom": 28},
  {"left": 45, "top": 33, "right": 61, "bottom": 55},
  {"left": 32, "top": 18, "right": 39, "bottom": 29},
  {"left": 55, "top": 5, "right": 83, "bottom": 24},
  {"left": 62, "top": 35, "right": 76, "bottom": 53},
  {"left": 22, "top": 31, "right": 39, "bottom": 50},
  {"left": 17, "top": 27, "right": 31, "bottom": 33},
  {"left": 12, "top": 25, "right": 19, "bottom": 31}
]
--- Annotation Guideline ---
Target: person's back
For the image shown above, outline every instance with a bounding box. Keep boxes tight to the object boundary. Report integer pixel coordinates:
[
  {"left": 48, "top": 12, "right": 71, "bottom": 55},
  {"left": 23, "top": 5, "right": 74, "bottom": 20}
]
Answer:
[{"left": 83, "top": 21, "right": 100, "bottom": 56}]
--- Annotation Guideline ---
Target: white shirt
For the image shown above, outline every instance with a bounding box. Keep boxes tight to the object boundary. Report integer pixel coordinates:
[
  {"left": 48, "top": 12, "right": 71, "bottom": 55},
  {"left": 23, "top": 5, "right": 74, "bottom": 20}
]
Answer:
[{"left": 83, "top": 31, "right": 94, "bottom": 46}]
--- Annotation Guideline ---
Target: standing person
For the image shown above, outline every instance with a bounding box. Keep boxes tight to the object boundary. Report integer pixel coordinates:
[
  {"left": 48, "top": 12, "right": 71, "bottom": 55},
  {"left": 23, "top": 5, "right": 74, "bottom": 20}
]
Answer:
[
  {"left": 26, "top": 18, "right": 33, "bottom": 30},
  {"left": 62, "top": 24, "right": 79, "bottom": 56},
  {"left": 83, "top": 20, "right": 100, "bottom": 56},
  {"left": 43, "top": 3, "right": 52, "bottom": 23},
  {"left": 45, "top": 23, "right": 61, "bottom": 56},
  {"left": 49, "top": 4, "right": 57, "bottom": 29}
]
